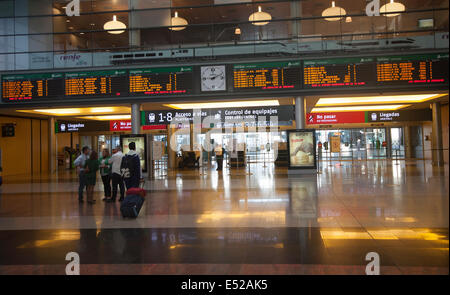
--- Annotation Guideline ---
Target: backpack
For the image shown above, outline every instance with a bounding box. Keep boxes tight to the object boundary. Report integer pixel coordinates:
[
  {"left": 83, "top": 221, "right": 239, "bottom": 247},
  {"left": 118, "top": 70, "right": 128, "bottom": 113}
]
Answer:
[{"left": 120, "top": 154, "right": 135, "bottom": 179}]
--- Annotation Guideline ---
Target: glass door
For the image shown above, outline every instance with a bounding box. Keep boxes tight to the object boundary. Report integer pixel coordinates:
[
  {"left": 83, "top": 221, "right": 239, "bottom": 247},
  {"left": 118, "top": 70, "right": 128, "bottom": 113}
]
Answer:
[
  {"left": 365, "top": 128, "right": 387, "bottom": 159},
  {"left": 390, "top": 127, "right": 405, "bottom": 159}
]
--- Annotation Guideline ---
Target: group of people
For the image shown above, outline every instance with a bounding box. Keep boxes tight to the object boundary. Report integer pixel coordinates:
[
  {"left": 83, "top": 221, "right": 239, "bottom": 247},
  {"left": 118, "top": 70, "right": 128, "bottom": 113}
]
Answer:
[{"left": 73, "top": 142, "right": 142, "bottom": 204}]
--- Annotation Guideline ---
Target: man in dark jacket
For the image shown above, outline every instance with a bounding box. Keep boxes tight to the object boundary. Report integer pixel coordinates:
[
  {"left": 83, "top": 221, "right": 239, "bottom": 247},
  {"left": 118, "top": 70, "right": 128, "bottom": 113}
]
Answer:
[{"left": 121, "top": 142, "right": 142, "bottom": 189}]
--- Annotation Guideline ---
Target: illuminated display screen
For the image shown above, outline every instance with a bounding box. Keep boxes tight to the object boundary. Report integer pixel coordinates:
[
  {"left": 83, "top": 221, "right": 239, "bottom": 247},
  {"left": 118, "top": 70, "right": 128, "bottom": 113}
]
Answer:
[
  {"left": 1, "top": 73, "right": 64, "bottom": 102},
  {"left": 65, "top": 70, "right": 128, "bottom": 97},
  {"left": 303, "top": 58, "right": 375, "bottom": 88},
  {"left": 376, "top": 54, "right": 449, "bottom": 85},
  {"left": 233, "top": 61, "right": 301, "bottom": 90},
  {"left": 129, "top": 67, "right": 193, "bottom": 95}
]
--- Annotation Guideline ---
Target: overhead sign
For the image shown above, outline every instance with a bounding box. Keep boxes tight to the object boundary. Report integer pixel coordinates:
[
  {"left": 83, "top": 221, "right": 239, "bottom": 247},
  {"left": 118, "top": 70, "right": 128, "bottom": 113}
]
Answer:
[
  {"left": 233, "top": 61, "right": 302, "bottom": 91},
  {"left": 65, "top": 70, "right": 128, "bottom": 97},
  {"left": 110, "top": 120, "right": 132, "bottom": 131},
  {"left": 2, "top": 53, "right": 447, "bottom": 104},
  {"left": 366, "top": 109, "right": 432, "bottom": 122},
  {"left": 129, "top": 66, "right": 193, "bottom": 95},
  {"left": 307, "top": 109, "right": 433, "bottom": 125},
  {"left": 1, "top": 73, "right": 64, "bottom": 102},
  {"left": 303, "top": 57, "right": 374, "bottom": 88},
  {"left": 142, "top": 106, "right": 295, "bottom": 127},
  {"left": 56, "top": 121, "right": 112, "bottom": 133},
  {"left": 307, "top": 112, "right": 366, "bottom": 125}
]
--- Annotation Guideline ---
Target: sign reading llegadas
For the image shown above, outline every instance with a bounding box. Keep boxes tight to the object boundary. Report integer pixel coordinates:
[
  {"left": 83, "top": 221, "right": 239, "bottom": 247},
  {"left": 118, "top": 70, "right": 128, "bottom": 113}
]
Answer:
[
  {"left": 307, "top": 109, "right": 432, "bottom": 125},
  {"left": 56, "top": 120, "right": 131, "bottom": 133}
]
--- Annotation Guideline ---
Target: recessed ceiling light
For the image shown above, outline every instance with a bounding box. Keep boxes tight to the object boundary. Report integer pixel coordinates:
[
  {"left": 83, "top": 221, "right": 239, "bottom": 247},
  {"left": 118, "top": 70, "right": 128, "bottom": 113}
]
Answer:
[
  {"left": 78, "top": 115, "right": 131, "bottom": 121},
  {"left": 17, "top": 107, "right": 130, "bottom": 116},
  {"left": 315, "top": 94, "right": 445, "bottom": 106},
  {"left": 311, "top": 105, "right": 409, "bottom": 112}
]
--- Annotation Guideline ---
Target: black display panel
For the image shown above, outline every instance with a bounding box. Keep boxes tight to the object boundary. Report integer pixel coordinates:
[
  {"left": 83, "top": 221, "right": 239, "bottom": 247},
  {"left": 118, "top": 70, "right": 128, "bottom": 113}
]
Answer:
[
  {"left": 233, "top": 61, "right": 302, "bottom": 91},
  {"left": 129, "top": 66, "right": 193, "bottom": 95},
  {"left": 1, "top": 73, "right": 64, "bottom": 102},
  {"left": 376, "top": 53, "right": 449, "bottom": 85},
  {"left": 303, "top": 57, "right": 375, "bottom": 88},
  {"left": 65, "top": 70, "right": 128, "bottom": 97}
]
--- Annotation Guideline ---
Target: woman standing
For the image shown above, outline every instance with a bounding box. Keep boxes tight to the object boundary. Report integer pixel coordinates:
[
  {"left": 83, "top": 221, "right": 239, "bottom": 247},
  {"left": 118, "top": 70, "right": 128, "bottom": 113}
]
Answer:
[
  {"left": 84, "top": 150, "right": 100, "bottom": 205},
  {"left": 99, "top": 149, "right": 112, "bottom": 201}
]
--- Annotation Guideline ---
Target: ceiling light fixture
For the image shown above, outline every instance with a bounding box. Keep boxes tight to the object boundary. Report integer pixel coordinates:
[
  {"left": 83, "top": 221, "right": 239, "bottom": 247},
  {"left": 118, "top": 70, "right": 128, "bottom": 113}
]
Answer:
[
  {"left": 249, "top": 6, "right": 272, "bottom": 26},
  {"left": 77, "top": 115, "right": 131, "bottom": 121},
  {"left": 311, "top": 105, "right": 409, "bottom": 112},
  {"left": 164, "top": 100, "right": 280, "bottom": 110},
  {"left": 315, "top": 94, "right": 445, "bottom": 106},
  {"left": 380, "top": 0, "right": 405, "bottom": 17},
  {"left": 103, "top": 15, "right": 126, "bottom": 34},
  {"left": 17, "top": 107, "right": 130, "bottom": 116},
  {"left": 169, "top": 11, "right": 188, "bottom": 31},
  {"left": 322, "top": 1, "right": 346, "bottom": 21}
]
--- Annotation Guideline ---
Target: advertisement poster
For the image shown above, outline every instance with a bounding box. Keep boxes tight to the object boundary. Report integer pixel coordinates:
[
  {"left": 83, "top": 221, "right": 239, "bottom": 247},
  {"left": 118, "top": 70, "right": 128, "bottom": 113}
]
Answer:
[
  {"left": 120, "top": 134, "right": 147, "bottom": 173},
  {"left": 330, "top": 136, "right": 341, "bottom": 153},
  {"left": 287, "top": 130, "right": 316, "bottom": 169}
]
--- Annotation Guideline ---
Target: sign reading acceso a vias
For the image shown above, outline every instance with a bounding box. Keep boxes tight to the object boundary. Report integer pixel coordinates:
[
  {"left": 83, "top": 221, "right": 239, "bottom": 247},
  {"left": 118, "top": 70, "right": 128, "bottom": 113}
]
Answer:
[{"left": 141, "top": 106, "right": 295, "bottom": 127}]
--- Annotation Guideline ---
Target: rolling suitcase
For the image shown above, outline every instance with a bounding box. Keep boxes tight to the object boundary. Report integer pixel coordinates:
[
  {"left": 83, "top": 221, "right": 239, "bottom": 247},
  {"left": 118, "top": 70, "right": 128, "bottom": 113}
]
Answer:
[{"left": 120, "top": 185, "right": 146, "bottom": 218}]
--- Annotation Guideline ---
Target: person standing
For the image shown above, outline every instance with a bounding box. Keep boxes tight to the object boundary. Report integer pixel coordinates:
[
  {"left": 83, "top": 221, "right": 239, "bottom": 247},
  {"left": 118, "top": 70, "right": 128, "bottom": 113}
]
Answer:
[
  {"left": 108, "top": 146, "right": 125, "bottom": 202},
  {"left": 84, "top": 151, "right": 100, "bottom": 205},
  {"left": 99, "top": 149, "right": 112, "bottom": 201},
  {"left": 73, "top": 146, "right": 90, "bottom": 203},
  {"left": 121, "top": 142, "right": 142, "bottom": 189}
]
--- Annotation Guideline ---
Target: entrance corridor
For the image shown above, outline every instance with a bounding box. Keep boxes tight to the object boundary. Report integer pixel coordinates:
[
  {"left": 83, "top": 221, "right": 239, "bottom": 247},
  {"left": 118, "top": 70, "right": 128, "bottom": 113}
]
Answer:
[{"left": 0, "top": 160, "right": 448, "bottom": 275}]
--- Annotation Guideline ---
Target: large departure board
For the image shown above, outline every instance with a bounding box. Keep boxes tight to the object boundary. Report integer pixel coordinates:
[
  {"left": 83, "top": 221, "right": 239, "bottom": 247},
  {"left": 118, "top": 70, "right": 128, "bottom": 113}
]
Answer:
[
  {"left": 129, "top": 66, "right": 193, "bottom": 95},
  {"left": 65, "top": 70, "right": 128, "bottom": 97},
  {"left": 233, "top": 61, "right": 301, "bottom": 91},
  {"left": 376, "top": 54, "right": 449, "bottom": 85},
  {"left": 1, "top": 73, "right": 64, "bottom": 102},
  {"left": 303, "top": 57, "right": 375, "bottom": 88}
]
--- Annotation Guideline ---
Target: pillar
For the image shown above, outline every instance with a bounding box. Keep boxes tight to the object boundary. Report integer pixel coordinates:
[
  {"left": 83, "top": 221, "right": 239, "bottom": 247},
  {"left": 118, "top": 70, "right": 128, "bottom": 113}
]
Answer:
[
  {"left": 167, "top": 126, "right": 177, "bottom": 169},
  {"left": 131, "top": 103, "right": 141, "bottom": 134},
  {"left": 190, "top": 123, "right": 194, "bottom": 151},
  {"left": 48, "top": 117, "right": 56, "bottom": 174},
  {"left": 404, "top": 125, "right": 413, "bottom": 159},
  {"left": 431, "top": 102, "right": 444, "bottom": 166},
  {"left": 295, "top": 97, "right": 305, "bottom": 129}
]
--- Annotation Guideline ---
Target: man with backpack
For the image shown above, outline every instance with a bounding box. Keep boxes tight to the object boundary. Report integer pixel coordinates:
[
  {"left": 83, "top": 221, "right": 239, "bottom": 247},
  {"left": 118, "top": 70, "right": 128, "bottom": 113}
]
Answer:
[{"left": 120, "top": 142, "right": 142, "bottom": 189}]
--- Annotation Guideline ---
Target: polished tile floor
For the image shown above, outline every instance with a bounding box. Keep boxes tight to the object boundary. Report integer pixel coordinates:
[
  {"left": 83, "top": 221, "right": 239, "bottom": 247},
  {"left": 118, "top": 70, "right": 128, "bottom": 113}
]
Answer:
[{"left": 0, "top": 160, "right": 448, "bottom": 275}]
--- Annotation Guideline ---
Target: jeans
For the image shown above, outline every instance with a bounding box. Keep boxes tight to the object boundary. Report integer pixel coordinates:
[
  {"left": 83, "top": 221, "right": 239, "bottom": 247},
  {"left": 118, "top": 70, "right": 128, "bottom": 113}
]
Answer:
[
  {"left": 78, "top": 171, "right": 87, "bottom": 201},
  {"left": 101, "top": 174, "right": 112, "bottom": 197},
  {"left": 111, "top": 173, "right": 125, "bottom": 200}
]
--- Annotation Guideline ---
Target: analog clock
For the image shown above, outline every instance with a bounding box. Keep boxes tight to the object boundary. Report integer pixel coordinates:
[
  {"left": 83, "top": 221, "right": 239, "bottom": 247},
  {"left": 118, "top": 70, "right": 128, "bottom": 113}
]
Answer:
[{"left": 201, "top": 65, "right": 226, "bottom": 91}]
